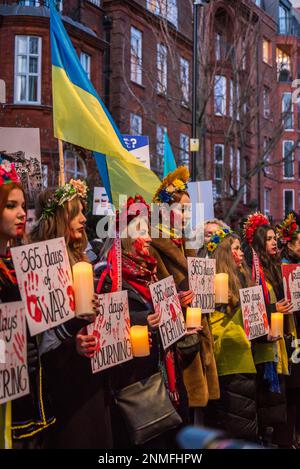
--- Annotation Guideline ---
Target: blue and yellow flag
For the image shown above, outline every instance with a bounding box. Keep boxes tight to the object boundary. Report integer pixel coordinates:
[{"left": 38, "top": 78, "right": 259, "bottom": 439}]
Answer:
[
  {"left": 50, "top": 3, "right": 160, "bottom": 207},
  {"left": 163, "top": 132, "right": 177, "bottom": 177}
]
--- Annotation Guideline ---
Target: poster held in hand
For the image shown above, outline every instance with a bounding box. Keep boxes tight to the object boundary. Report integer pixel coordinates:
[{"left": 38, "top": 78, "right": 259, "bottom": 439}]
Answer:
[
  {"left": 88, "top": 290, "right": 133, "bottom": 373},
  {"left": 187, "top": 257, "right": 216, "bottom": 314},
  {"left": 0, "top": 301, "right": 29, "bottom": 404},
  {"left": 239, "top": 285, "right": 269, "bottom": 340},
  {"left": 149, "top": 275, "right": 186, "bottom": 350},
  {"left": 282, "top": 264, "right": 300, "bottom": 313},
  {"left": 11, "top": 237, "right": 75, "bottom": 336}
]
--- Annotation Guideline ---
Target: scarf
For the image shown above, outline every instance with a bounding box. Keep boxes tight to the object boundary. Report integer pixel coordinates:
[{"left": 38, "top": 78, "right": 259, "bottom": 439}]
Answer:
[{"left": 121, "top": 251, "right": 158, "bottom": 302}]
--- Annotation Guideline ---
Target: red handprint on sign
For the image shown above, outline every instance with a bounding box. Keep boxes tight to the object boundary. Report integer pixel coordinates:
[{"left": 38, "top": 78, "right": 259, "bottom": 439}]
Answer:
[
  {"left": 169, "top": 303, "right": 177, "bottom": 322},
  {"left": 13, "top": 332, "right": 25, "bottom": 364},
  {"left": 24, "top": 271, "right": 42, "bottom": 322}
]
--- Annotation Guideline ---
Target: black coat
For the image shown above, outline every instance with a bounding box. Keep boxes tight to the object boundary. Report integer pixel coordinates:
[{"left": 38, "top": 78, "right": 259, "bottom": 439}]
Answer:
[{"left": 204, "top": 373, "right": 258, "bottom": 442}]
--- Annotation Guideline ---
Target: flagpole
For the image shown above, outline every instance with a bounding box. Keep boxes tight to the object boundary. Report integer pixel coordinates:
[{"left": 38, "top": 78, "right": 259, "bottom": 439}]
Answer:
[{"left": 58, "top": 139, "right": 65, "bottom": 186}]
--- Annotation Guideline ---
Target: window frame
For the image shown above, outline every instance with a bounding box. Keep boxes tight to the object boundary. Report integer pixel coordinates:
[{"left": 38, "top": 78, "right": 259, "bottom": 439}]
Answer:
[
  {"left": 283, "top": 140, "right": 294, "bottom": 179},
  {"left": 214, "top": 75, "right": 227, "bottom": 116},
  {"left": 283, "top": 188, "right": 294, "bottom": 216},
  {"left": 130, "top": 113, "right": 143, "bottom": 136},
  {"left": 130, "top": 26, "right": 143, "bottom": 85},
  {"left": 14, "top": 35, "right": 42, "bottom": 105},
  {"left": 157, "top": 43, "right": 168, "bottom": 94},
  {"left": 214, "top": 143, "right": 224, "bottom": 197}
]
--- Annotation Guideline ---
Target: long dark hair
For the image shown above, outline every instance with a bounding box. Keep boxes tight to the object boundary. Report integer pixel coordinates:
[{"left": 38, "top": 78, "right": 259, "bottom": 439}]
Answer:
[{"left": 251, "top": 224, "right": 283, "bottom": 299}]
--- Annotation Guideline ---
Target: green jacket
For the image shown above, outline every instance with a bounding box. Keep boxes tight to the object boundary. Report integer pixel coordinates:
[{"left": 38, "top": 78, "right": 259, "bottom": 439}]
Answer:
[{"left": 211, "top": 307, "right": 256, "bottom": 376}]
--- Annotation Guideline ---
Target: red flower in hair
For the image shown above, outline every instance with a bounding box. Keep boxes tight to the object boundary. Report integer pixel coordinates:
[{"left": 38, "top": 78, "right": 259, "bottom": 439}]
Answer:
[
  {"left": 116, "top": 195, "right": 150, "bottom": 231},
  {"left": 243, "top": 212, "right": 269, "bottom": 245}
]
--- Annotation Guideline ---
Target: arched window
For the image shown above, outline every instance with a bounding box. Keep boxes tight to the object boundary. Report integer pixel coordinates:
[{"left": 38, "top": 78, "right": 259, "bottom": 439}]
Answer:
[{"left": 64, "top": 150, "right": 87, "bottom": 180}]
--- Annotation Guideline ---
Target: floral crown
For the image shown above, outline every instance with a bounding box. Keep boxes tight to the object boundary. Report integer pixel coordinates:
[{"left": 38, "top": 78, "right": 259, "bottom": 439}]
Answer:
[
  {"left": 276, "top": 213, "right": 300, "bottom": 245},
  {"left": 40, "top": 179, "right": 88, "bottom": 220},
  {"left": 243, "top": 212, "right": 269, "bottom": 245},
  {"left": 153, "top": 166, "right": 189, "bottom": 204},
  {"left": 206, "top": 228, "right": 233, "bottom": 253},
  {"left": 116, "top": 195, "right": 150, "bottom": 230},
  {"left": 0, "top": 155, "right": 20, "bottom": 186}
]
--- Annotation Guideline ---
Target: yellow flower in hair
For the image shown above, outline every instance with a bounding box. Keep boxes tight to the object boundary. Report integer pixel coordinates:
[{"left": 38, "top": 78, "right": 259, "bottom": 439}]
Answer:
[
  {"left": 207, "top": 242, "right": 215, "bottom": 252},
  {"left": 173, "top": 179, "right": 186, "bottom": 191}
]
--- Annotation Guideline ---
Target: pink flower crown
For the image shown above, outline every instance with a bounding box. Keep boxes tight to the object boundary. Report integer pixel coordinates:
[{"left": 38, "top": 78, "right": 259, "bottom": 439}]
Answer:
[{"left": 0, "top": 156, "right": 20, "bottom": 186}]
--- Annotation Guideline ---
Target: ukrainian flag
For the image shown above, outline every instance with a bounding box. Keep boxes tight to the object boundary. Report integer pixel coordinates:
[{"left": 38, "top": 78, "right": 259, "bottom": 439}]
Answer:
[{"left": 50, "top": 2, "right": 160, "bottom": 207}]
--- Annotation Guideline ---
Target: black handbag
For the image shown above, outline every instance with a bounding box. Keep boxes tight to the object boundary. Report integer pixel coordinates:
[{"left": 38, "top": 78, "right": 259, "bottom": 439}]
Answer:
[{"left": 114, "top": 372, "right": 182, "bottom": 446}]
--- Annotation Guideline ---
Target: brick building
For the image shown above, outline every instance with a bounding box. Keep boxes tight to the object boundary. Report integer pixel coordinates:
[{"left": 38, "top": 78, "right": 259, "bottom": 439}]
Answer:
[
  {"left": 1, "top": 0, "right": 300, "bottom": 224},
  {"left": 0, "top": 0, "right": 106, "bottom": 195}
]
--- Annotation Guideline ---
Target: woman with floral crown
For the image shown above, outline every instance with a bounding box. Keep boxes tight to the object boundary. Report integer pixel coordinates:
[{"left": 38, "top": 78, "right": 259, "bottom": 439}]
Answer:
[
  {"left": 150, "top": 167, "right": 220, "bottom": 423},
  {"left": 30, "top": 180, "right": 112, "bottom": 449},
  {"left": 0, "top": 156, "right": 55, "bottom": 448},
  {"left": 276, "top": 213, "right": 300, "bottom": 447},
  {"left": 204, "top": 229, "right": 259, "bottom": 441},
  {"left": 78, "top": 195, "right": 184, "bottom": 448},
  {"left": 243, "top": 212, "right": 292, "bottom": 446}
]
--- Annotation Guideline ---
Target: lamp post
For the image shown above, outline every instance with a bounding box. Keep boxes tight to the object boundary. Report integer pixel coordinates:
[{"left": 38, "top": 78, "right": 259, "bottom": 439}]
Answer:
[{"left": 191, "top": 0, "right": 210, "bottom": 182}]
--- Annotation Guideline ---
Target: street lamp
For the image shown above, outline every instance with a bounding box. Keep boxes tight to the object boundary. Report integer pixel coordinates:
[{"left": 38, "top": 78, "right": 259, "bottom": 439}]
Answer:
[{"left": 191, "top": 0, "right": 210, "bottom": 182}]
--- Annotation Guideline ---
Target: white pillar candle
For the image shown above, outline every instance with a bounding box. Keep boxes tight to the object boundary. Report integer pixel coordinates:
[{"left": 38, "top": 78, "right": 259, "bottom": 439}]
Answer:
[
  {"left": 271, "top": 312, "right": 284, "bottom": 338},
  {"left": 130, "top": 325, "right": 150, "bottom": 357},
  {"left": 215, "top": 273, "right": 229, "bottom": 304},
  {"left": 186, "top": 307, "right": 202, "bottom": 328},
  {"left": 72, "top": 261, "right": 94, "bottom": 317}
]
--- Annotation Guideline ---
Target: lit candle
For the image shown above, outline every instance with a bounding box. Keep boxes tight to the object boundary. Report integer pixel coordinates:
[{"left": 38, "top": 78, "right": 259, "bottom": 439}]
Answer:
[
  {"left": 72, "top": 261, "right": 94, "bottom": 317},
  {"left": 215, "top": 273, "right": 229, "bottom": 304},
  {"left": 130, "top": 325, "right": 150, "bottom": 357},
  {"left": 186, "top": 307, "right": 202, "bottom": 328},
  {"left": 271, "top": 312, "right": 283, "bottom": 337}
]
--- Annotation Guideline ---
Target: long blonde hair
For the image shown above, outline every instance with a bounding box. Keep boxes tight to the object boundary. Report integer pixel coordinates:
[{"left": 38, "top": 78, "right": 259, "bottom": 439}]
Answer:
[
  {"left": 211, "top": 233, "right": 253, "bottom": 307},
  {"left": 30, "top": 189, "right": 88, "bottom": 267}
]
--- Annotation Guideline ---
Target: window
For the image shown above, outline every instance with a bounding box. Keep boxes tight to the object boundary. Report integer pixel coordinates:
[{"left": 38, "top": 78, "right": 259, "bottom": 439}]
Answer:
[
  {"left": 229, "top": 146, "right": 234, "bottom": 194},
  {"left": 179, "top": 134, "right": 189, "bottom": 166},
  {"left": 283, "top": 140, "right": 294, "bottom": 178},
  {"left": 80, "top": 52, "right": 91, "bottom": 79},
  {"left": 229, "top": 80, "right": 233, "bottom": 117},
  {"left": 214, "top": 144, "right": 224, "bottom": 196},
  {"left": 146, "top": 1, "right": 178, "bottom": 28},
  {"left": 130, "top": 27, "right": 142, "bottom": 85},
  {"left": 241, "top": 38, "right": 247, "bottom": 70},
  {"left": 264, "top": 188, "right": 271, "bottom": 216},
  {"left": 276, "top": 48, "right": 291, "bottom": 82},
  {"left": 180, "top": 58, "right": 189, "bottom": 104},
  {"left": 157, "top": 43, "right": 167, "bottom": 94},
  {"left": 279, "top": 4, "right": 289, "bottom": 34},
  {"left": 87, "top": 0, "right": 101, "bottom": 7},
  {"left": 214, "top": 76, "right": 226, "bottom": 116},
  {"left": 263, "top": 87, "right": 270, "bottom": 119},
  {"left": 156, "top": 124, "right": 167, "bottom": 174},
  {"left": 14, "top": 36, "right": 41, "bottom": 104},
  {"left": 215, "top": 33, "right": 222, "bottom": 61},
  {"left": 282, "top": 92, "right": 293, "bottom": 130},
  {"left": 262, "top": 39, "right": 271, "bottom": 65},
  {"left": 19, "top": 0, "right": 63, "bottom": 10},
  {"left": 65, "top": 151, "right": 87, "bottom": 180},
  {"left": 130, "top": 113, "right": 142, "bottom": 135},
  {"left": 263, "top": 137, "right": 272, "bottom": 174},
  {"left": 42, "top": 164, "right": 48, "bottom": 189},
  {"left": 284, "top": 189, "right": 294, "bottom": 216}
]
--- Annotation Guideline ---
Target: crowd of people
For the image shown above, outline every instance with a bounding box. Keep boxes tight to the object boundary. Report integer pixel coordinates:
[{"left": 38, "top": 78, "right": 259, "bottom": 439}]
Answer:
[{"left": 0, "top": 155, "right": 300, "bottom": 449}]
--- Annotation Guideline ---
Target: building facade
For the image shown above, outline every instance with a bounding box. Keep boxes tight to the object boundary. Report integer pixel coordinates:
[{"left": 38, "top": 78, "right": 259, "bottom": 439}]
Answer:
[{"left": 1, "top": 0, "right": 300, "bottom": 223}]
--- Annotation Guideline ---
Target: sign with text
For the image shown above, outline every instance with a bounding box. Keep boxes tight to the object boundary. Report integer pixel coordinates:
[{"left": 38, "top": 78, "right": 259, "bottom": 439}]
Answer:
[
  {"left": 188, "top": 257, "right": 216, "bottom": 314},
  {"left": 149, "top": 276, "right": 186, "bottom": 350},
  {"left": 88, "top": 290, "right": 133, "bottom": 373},
  {"left": 93, "top": 187, "right": 114, "bottom": 216},
  {"left": 282, "top": 264, "right": 300, "bottom": 313},
  {"left": 11, "top": 238, "right": 75, "bottom": 336},
  {"left": 122, "top": 135, "right": 151, "bottom": 169},
  {"left": 0, "top": 301, "right": 29, "bottom": 404},
  {"left": 239, "top": 285, "right": 269, "bottom": 340}
]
